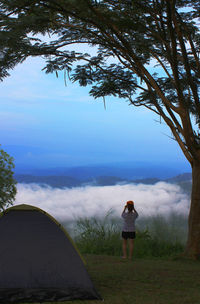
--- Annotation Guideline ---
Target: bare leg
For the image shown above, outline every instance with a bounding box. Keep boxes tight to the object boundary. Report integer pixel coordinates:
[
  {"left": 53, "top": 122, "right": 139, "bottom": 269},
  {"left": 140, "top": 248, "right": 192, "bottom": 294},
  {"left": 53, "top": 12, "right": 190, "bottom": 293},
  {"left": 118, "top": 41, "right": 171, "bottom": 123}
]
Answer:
[
  {"left": 129, "top": 239, "right": 134, "bottom": 259},
  {"left": 122, "top": 239, "right": 127, "bottom": 258}
]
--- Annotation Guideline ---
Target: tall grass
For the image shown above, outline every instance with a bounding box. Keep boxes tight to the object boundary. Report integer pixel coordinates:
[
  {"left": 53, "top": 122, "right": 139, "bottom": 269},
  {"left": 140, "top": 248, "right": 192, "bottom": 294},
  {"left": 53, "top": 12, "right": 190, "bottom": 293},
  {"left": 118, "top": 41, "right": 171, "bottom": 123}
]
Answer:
[
  {"left": 74, "top": 211, "right": 122, "bottom": 256},
  {"left": 73, "top": 212, "right": 187, "bottom": 258}
]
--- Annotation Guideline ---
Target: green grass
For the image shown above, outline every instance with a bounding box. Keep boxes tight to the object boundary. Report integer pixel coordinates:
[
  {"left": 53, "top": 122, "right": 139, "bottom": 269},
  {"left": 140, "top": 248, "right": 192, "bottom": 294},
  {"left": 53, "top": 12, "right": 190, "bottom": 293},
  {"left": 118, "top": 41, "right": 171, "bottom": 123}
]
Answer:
[
  {"left": 85, "top": 255, "right": 200, "bottom": 304},
  {"left": 45, "top": 254, "right": 200, "bottom": 304}
]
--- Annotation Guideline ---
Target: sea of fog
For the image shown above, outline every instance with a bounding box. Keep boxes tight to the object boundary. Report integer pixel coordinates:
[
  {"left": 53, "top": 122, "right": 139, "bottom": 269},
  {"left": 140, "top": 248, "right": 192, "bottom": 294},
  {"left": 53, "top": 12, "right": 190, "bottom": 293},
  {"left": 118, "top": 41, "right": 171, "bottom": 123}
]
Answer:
[{"left": 15, "top": 182, "right": 190, "bottom": 222}]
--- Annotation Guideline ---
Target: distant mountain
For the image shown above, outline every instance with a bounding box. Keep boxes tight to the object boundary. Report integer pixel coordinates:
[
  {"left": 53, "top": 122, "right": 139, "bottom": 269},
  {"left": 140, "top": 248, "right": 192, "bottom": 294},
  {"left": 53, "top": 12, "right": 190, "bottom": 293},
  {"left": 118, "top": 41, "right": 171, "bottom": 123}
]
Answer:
[
  {"left": 15, "top": 161, "right": 191, "bottom": 180},
  {"left": 15, "top": 175, "right": 81, "bottom": 188},
  {"left": 15, "top": 172, "right": 192, "bottom": 195},
  {"left": 89, "top": 176, "right": 126, "bottom": 186},
  {"left": 130, "top": 177, "right": 161, "bottom": 185},
  {"left": 166, "top": 173, "right": 192, "bottom": 183},
  {"left": 4, "top": 144, "right": 191, "bottom": 179},
  {"left": 166, "top": 173, "right": 192, "bottom": 195}
]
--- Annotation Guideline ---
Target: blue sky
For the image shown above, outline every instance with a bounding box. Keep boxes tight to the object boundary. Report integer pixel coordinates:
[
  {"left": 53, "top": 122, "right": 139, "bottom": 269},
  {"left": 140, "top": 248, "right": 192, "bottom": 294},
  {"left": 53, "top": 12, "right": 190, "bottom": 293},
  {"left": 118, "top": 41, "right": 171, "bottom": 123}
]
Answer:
[{"left": 0, "top": 55, "right": 191, "bottom": 173}]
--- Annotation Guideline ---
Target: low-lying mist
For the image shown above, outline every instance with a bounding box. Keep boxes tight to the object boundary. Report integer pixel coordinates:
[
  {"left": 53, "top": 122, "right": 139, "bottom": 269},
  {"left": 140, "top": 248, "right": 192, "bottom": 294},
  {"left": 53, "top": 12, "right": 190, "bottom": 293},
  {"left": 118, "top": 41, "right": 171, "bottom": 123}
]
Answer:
[
  {"left": 15, "top": 181, "right": 189, "bottom": 219},
  {"left": 15, "top": 182, "right": 190, "bottom": 245}
]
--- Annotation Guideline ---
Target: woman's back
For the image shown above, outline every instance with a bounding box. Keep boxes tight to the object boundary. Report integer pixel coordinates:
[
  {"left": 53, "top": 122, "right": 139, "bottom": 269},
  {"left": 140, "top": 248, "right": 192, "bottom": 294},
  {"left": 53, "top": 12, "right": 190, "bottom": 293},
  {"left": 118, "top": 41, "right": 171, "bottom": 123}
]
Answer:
[{"left": 121, "top": 211, "right": 138, "bottom": 232}]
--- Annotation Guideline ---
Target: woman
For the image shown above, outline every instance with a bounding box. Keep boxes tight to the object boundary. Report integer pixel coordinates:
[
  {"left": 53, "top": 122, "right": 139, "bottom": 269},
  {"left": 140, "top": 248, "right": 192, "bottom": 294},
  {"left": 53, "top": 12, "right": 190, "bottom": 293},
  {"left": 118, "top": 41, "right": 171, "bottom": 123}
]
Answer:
[{"left": 121, "top": 200, "right": 139, "bottom": 259}]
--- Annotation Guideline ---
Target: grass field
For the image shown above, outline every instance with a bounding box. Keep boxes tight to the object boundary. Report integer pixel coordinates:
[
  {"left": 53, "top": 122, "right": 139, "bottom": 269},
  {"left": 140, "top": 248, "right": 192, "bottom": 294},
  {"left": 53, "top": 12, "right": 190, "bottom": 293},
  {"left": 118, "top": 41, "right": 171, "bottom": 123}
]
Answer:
[{"left": 63, "top": 254, "right": 200, "bottom": 304}]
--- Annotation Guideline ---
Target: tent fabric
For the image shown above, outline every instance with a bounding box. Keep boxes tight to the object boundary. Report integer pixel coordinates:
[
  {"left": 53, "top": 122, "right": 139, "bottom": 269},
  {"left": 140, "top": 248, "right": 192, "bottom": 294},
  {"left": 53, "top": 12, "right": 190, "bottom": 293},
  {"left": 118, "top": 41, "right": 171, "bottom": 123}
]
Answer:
[{"left": 0, "top": 204, "right": 101, "bottom": 303}]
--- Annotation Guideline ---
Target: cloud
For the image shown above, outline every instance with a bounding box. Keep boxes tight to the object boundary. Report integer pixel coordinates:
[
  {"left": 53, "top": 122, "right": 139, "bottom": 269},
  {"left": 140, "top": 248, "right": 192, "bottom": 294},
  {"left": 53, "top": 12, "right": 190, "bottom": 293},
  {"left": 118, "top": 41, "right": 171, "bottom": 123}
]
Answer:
[{"left": 15, "top": 182, "right": 190, "bottom": 222}]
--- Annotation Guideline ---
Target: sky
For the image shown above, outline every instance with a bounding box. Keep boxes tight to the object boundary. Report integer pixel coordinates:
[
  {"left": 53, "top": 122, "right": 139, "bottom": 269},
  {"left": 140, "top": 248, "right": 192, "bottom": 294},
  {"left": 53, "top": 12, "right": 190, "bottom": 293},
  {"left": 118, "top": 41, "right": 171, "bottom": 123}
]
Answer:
[{"left": 0, "top": 54, "right": 191, "bottom": 173}]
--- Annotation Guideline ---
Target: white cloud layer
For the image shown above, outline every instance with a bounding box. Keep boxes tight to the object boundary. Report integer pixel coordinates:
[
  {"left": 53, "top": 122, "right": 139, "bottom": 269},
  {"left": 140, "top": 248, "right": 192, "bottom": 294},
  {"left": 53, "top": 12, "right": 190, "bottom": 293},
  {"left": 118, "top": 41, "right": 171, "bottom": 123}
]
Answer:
[{"left": 15, "top": 182, "right": 190, "bottom": 222}]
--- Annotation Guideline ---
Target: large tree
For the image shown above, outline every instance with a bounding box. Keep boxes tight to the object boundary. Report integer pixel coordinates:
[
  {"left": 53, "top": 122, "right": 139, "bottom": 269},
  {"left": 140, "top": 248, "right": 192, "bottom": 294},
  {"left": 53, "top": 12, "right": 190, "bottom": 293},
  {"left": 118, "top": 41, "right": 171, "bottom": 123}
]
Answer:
[{"left": 0, "top": 0, "right": 200, "bottom": 258}]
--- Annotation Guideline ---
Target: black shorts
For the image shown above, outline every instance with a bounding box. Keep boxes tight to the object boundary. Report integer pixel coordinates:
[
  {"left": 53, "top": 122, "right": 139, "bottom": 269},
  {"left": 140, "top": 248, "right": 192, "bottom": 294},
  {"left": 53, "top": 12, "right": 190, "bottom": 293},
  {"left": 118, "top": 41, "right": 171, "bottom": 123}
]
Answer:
[{"left": 122, "top": 231, "right": 136, "bottom": 240}]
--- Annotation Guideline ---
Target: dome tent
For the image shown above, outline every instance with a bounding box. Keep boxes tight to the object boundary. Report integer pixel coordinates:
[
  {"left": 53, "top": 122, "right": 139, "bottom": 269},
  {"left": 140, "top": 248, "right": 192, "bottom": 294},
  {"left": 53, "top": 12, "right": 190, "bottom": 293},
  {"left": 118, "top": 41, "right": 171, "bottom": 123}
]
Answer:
[{"left": 0, "top": 204, "right": 101, "bottom": 303}]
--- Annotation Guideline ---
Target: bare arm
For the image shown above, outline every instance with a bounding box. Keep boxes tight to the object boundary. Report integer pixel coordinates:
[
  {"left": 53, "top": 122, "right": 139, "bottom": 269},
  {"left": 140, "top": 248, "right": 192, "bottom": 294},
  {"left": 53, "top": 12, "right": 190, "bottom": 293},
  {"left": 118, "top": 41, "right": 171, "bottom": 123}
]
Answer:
[
  {"left": 133, "top": 205, "right": 139, "bottom": 217},
  {"left": 121, "top": 205, "right": 127, "bottom": 216}
]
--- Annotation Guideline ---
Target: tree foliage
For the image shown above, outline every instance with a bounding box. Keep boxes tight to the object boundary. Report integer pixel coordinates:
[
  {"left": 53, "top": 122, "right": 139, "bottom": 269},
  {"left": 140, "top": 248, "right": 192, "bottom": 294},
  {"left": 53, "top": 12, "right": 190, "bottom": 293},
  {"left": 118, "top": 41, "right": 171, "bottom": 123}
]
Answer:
[{"left": 0, "top": 147, "right": 17, "bottom": 211}]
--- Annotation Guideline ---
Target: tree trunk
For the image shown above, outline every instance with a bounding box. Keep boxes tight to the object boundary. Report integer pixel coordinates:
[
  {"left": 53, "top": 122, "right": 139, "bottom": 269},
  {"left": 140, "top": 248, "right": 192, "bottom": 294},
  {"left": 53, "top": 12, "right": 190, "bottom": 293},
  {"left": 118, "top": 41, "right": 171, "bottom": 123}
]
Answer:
[{"left": 185, "top": 162, "right": 200, "bottom": 259}]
